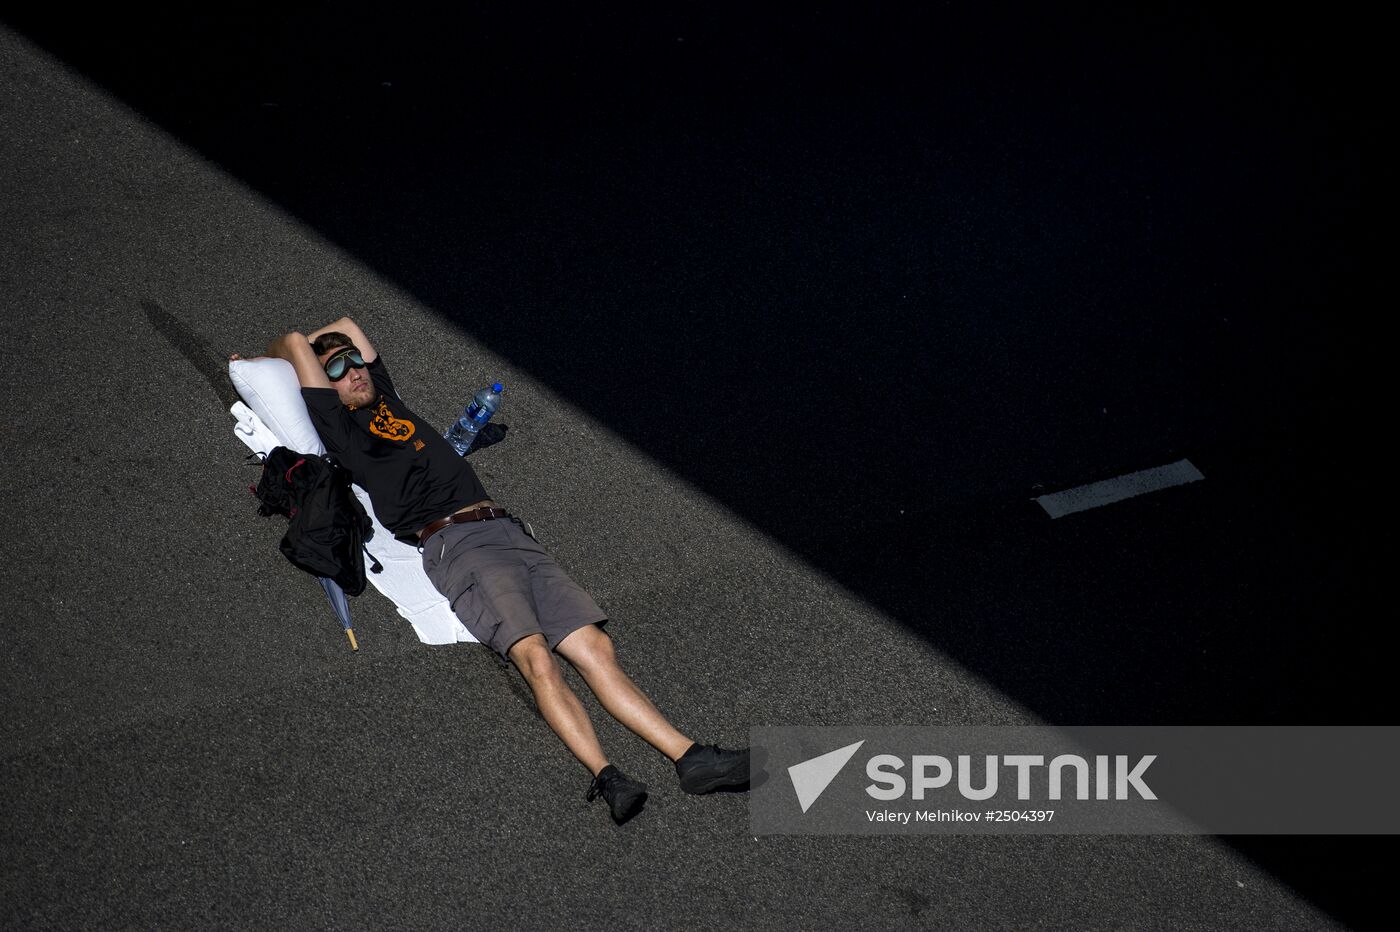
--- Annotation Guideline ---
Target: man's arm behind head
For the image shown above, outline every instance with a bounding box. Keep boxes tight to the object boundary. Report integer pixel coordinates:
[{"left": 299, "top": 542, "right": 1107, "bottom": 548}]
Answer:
[
  {"left": 266, "top": 332, "right": 333, "bottom": 390},
  {"left": 308, "top": 317, "right": 378, "bottom": 364}
]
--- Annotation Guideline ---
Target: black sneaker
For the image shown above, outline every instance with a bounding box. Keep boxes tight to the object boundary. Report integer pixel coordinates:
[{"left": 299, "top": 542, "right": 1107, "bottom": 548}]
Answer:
[
  {"left": 675, "top": 743, "right": 751, "bottom": 794},
  {"left": 586, "top": 765, "right": 648, "bottom": 824}
]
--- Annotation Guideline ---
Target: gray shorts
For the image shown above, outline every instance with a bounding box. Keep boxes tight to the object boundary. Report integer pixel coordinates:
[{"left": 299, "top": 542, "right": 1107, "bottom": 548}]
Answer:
[{"left": 421, "top": 517, "right": 607, "bottom": 657}]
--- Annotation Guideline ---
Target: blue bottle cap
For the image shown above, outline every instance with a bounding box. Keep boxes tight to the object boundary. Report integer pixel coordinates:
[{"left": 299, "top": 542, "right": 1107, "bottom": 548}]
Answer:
[{"left": 492, "top": 383, "right": 504, "bottom": 392}]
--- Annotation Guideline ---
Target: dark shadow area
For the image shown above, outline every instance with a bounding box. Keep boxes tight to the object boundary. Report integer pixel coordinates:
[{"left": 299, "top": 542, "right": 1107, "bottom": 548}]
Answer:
[
  {"left": 7, "top": 4, "right": 1389, "bottom": 926},
  {"left": 142, "top": 298, "right": 242, "bottom": 408}
]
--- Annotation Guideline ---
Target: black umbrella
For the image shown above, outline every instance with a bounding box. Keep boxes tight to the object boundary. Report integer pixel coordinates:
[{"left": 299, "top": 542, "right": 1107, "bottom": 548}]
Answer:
[{"left": 318, "top": 576, "right": 358, "bottom": 651}]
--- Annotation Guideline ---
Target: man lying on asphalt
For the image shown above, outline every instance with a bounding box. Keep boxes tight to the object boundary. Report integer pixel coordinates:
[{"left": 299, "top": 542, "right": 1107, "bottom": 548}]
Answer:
[{"left": 246, "top": 316, "right": 750, "bottom": 824}]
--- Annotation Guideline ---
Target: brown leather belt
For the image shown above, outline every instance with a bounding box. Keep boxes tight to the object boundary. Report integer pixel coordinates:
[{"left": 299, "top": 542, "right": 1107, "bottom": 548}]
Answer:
[{"left": 418, "top": 506, "right": 512, "bottom": 543}]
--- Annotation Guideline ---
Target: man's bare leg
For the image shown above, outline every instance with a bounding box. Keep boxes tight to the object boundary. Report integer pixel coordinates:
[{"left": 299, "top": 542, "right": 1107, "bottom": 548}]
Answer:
[
  {"left": 507, "top": 634, "right": 610, "bottom": 775},
  {"left": 555, "top": 624, "right": 693, "bottom": 762}
]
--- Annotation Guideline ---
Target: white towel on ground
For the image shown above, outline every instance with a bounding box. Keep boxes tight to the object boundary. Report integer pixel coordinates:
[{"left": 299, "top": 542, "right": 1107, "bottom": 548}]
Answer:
[{"left": 230, "top": 396, "right": 475, "bottom": 647}]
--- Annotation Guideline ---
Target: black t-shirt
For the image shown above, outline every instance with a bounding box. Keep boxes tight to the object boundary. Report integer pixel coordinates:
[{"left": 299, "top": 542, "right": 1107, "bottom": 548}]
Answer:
[{"left": 302, "top": 356, "right": 491, "bottom": 536}]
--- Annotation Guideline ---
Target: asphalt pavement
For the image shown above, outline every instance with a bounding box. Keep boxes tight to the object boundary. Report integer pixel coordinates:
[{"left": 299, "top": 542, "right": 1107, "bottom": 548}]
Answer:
[{"left": 1, "top": 7, "right": 1389, "bottom": 930}]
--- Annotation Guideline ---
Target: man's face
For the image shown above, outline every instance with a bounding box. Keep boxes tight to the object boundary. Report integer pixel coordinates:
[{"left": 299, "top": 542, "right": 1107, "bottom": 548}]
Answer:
[{"left": 318, "top": 346, "right": 376, "bottom": 408}]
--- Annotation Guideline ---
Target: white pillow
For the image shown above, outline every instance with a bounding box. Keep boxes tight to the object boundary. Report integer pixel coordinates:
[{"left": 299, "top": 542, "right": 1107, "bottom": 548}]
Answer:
[{"left": 228, "top": 357, "right": 326, "bottom": 454}]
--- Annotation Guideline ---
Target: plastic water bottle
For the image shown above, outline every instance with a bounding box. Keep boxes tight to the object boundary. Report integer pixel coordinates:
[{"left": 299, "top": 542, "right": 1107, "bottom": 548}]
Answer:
[{"left": 445, "top": 382, "right": 503, "bottom": 455}]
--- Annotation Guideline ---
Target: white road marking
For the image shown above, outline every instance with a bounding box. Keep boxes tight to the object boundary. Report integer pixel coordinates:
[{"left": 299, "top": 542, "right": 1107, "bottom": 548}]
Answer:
[{"left": 1035, "top": 459, "right": 1204, "bottom": 518}]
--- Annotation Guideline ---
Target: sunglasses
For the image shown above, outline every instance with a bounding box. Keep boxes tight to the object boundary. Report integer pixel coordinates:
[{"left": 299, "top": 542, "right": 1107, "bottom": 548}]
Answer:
[{"left": 323, "top": 347, "right": 366, "bottom": 381}]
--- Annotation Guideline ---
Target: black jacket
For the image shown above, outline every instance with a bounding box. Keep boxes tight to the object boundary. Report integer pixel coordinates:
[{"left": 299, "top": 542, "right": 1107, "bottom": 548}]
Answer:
[{"left": 253, "top": 446, "right": 379, "bottom": 595}]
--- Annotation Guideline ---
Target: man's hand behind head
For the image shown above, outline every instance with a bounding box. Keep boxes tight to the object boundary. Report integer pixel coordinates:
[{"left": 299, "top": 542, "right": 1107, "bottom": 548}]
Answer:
[{"left": 266, "top": 331, "right": 333, "bottom": 391}]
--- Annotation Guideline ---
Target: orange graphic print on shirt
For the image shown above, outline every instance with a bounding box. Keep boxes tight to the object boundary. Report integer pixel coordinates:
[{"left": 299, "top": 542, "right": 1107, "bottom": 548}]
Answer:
[{"left": 369, "top": 399, "right": 416, "bottom": 442}]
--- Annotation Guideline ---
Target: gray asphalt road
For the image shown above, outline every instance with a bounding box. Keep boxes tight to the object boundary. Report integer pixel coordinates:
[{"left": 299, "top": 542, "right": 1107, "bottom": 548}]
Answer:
[{"left": 0, "top": 19, "right": 1373, "bottom": 931}]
